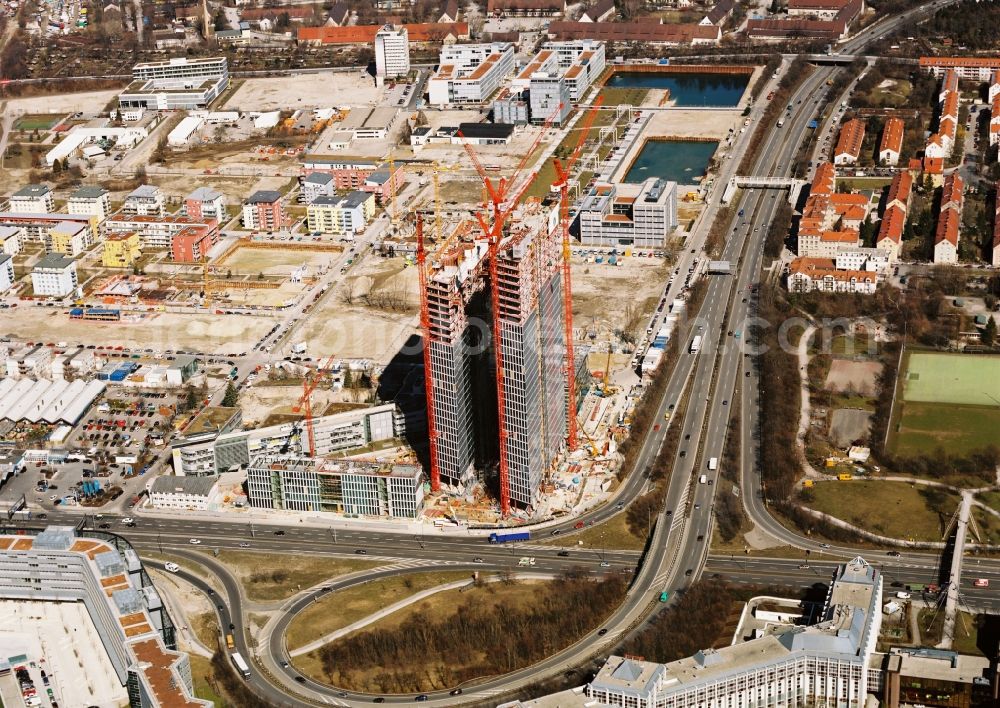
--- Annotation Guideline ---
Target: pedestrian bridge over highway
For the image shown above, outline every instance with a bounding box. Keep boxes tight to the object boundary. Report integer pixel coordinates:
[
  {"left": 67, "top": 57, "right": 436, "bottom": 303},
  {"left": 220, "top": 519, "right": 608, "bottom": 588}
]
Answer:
[{"left": 721, "top": 176, "right": 807, "bottom": 206}]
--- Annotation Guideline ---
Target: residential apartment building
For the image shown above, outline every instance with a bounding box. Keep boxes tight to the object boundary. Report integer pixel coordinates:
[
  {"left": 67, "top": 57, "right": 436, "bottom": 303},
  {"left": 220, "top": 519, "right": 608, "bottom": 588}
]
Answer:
[
  {"left": 307, "top": 191, "right": 375, "bottom": 236},
  {"left": 171, "top": 227, "right": 213, "bottom": 263},
  {"left": 301, "top": 172, "right": 336, "bottom": 203},
  {"left": 119, "top": 56, "right": 229, "bottom": 110},
  {"left": 0, "top": 213, "right": 94, "bottom": 245},
  {"left": 927, "top": 74, "right": 960, "bottom": 159},
  {"left": 833, "top": 118, "right": 866, "bottom": 165},
  {"left": 934, "top": 172, "right": 964, "bottom": 264},
  {"left": 508, "top": 557, "right": 884, "bottom": 708},
  {"left": 184, "top": 187, "right": 228, "bottom": 223},
  {"left": 0, "top": 525, "right": 210, "bottom": 708},
  {"left": 0, "top": 253, "right": 13, "bottom": 293},
  {"left": 374, "top": 24, "right": 410, "bottom": 79},
  {"left": 170, "top": 402, "right": 407, "bottom": 477},
  {"left": 67, "top": 186, "right": 112, "bottom": 222},
  {"left": 9, "top": 184, "right": 54, "bottom": 213},
  {"left": 919, "top": 56, "right": 1000, "bottom": 82},
  {"left": 0, "top": 225, "right": 23, "bottom": 256},
  {"left": 102, "top": 232, "right": 142, "bottom": 268},
  {"left": 47, "top": 221, "right": 91, "bottom": 256},
  {"left": 31, "top": 253, "right": 78, "bottom": 297},
  {"left": 579, "top": 178, "right": 679, "bottom": 248},
  {"left": 993, "top": 181, "right": 1000, "bottom": 267},
  {"left": 242, "top": 190, "right": 284, "bottom": 231},
  {"left": 428, "top": 42, "right": 516, "bottom": 105},
  {"left": 990, "top": 94, "right": 1000, "bottom": 148},
  {"left": 247, "top": 456, "right": 424, "bottom": 518},
  {"left": 501, "top": 41, "right": 605, "bottom": 122},
  {"left": 878, "top": 117, "right": 904, "bottom": 165},
  {"left": 876, "top": 171, "right": 912, "bottom": 261},
  {"left": 788, "top": 257, "right": 880, "bottom": 294},
  {"left": 123, "top": 185, "right": 166, "bottom": 218},
  {"left": 106, "top": 215, "right": 219, "bottom": 252},
  {"left": 4, "top": 344, "right": 54, "bottom": 379},
  {"left": 797, "top": 229, "right": 861, "bottom": 258}
]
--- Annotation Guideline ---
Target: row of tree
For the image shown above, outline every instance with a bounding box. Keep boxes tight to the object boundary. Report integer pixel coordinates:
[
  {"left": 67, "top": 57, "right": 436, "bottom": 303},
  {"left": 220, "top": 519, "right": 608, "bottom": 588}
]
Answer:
[{"left": 316, "top": 572, "right": 627, "bottom": 694}]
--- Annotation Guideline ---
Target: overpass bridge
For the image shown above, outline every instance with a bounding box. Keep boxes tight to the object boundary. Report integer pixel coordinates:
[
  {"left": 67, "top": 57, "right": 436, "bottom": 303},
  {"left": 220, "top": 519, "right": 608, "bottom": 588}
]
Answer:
[
  {"left": 937, "top": 493, "right": 983, "bottom": 650},
  {"left": 721, "top": 176, "right": 807, "bottom": 205}
]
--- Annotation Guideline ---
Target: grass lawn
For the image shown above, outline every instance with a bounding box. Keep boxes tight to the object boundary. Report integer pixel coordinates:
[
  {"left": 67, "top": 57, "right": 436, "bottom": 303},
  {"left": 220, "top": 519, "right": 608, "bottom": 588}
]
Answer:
[
  {"left": 295, "top": 578, "right": 547, "bottom": 687},
  {"left": 210, "top": 550, "right": 379, "bottom": 602},
  {"left": 285, "top": 570, "right": 473, "bottom": 651},
  {"left": 831, "top": 392, "right": 876, "bottom": 411},
  {"left": 803, "top": 480, "right": 959, "bottom": 542},
  {"left": 977, "top": 491, "right": 1000, "bottom": 512},
  {"left": 827, "top": 332, "right": 877, "bottom": 357},
  {"left": 973, "top": 507, "right": 1000, "bottom": 545},
  {"left": 188, "top": 654, "right": 225, "bottom": 706},
  {"left": 191, "top": 611, "right": 222, "bottom": 653},
  {"left": 902, "top": 352, "right": 1000, "bottom": 405},
  {"left": 918, "top": 609, "right": 982, "bottom": 656},
  {"left": 540, "top": 510, "right": 646, "bottom": 550},
  {"left": 15, "top": 114, "right": 60, "bottom": 131},
  {"left": 836, "top": 177, "right": 893, "bottom": 191},
  {"left": 891, "top": 401, "right": 1000, "bottom": 456}
]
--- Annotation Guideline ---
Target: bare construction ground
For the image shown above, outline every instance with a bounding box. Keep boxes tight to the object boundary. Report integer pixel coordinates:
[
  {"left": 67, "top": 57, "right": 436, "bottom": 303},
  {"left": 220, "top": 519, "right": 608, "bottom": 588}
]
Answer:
[
  {"left": 825, "top": 359, "right": 882, "bottom": 396},
  {"left": 572, "top": 255, "right": 670, "bottom": 340},
  {"left": 0, "top": 306, "right": 272, "bottom": 354},
  {"left": 641, "top": 108, "right": 740, "bottom": 140},
  {"left": 222, "top": 72, "right": 383, "bottom": 111},
  {"left": 292, "top": 254, "right": 420, "bottom": 363},
  {"left": 217, "top": 246, "right": 339, "bottom": 277},
  {"left": 829, "top": 408, "right": 872, "bottom": 447},
  {"left": 6, "top": 89, "right": 120, "bottom": 116}
]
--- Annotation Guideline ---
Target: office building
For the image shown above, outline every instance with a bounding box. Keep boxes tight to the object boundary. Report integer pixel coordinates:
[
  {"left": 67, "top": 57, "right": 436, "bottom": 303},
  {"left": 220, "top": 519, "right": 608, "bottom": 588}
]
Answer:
[
  {"left": 124, "top": 185, "right": 166, "bottom": 218},
  {"left": 493, "top": 89, "right": 531, "bottom": 124},
  {"left": 147, "top": 475, "right": 219, "bottom": 510},
  {"left": 184, "top": 187, "right": 228, "bottom": 223},
  {"left": 0, "top": 525, "right": 210, "bottom": 708},
  {"left": 374, "top": 24, "right": 410, "bottom": 79},
  {"left": 242, "top": 190, "right": 284, "bottom": 231},
  {"left": 306, "top": 191, "right": 376, "bottom": 236},
  {"left": 0, "top": 225, "right": 22, "bottom": 256},
  {"left": 428, "top": 42, "right": 516, "bottom": 106},
  {"left": 421, "top": 203, "right": 568, "bottom": 510},
  {"left": 509, "top": 557, "right": 884, "bottom": 708},
  {"left": 170, "top": 402, "right": 407, "bottom": 477},
  {"left": 119, "top": 56, "right": 229, "bottom": 110},
  {"left": 0, "top": 253, "right": 13, "bottom": 293},
  {"left": 47, "top": 221, "right": 91, "bottom": 256},
  {"left": 579, "top": 178, "right": 678, "bottom": 248},
  {"left": 528, "top": 73, "right": 571, "bottom": 125},
  {"left": 247, "top": 455, "right": 424, "bottom": 518},
  {"left": 68, "top": 186, "right": 112, "bottom": 223},
  {"left": 9, "top": 184, "right": 54, "bottom": 213},
  {"left": 31, "top": 253, "right": 78, "bottom": 297}
]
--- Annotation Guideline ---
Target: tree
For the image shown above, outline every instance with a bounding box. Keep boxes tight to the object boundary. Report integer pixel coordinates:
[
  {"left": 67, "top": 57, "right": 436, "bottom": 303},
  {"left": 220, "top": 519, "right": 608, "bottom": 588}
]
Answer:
[
  {"left": 52, "top": 159, "right": 63, "bottom": 174},
  {"left": 982, "top": 317, "right": 997, "bottom": 346},
  {"left": 222, "top": 382, "right": 239, "bottom": 406}
]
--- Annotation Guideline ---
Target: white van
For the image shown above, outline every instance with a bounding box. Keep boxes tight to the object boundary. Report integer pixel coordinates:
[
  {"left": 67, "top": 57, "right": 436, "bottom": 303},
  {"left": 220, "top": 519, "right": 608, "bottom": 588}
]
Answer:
[
  {"left": 698, "top": 474, "right": 708, "bottom": 484},
  {"left": 708, "top": 457, "right": 718, "bottom": 471},
  {"left": 517, "top": 557, "right": 536, "bottom": 567},
  {"left": 164, "top": 562, "right": 180, "bottom": 573}
]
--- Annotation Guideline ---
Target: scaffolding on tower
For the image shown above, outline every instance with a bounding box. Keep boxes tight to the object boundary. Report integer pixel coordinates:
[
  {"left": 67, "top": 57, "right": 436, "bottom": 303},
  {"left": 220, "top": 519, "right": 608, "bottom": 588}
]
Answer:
[
  {"left": 415, "top": 215, "right": 442, "bottom": 491},
  {"left": 552, "top": 97, "right": 603, "bottom": 452},
  {"left": 458, "top": 102, "right": 563, "bottom": 515}
]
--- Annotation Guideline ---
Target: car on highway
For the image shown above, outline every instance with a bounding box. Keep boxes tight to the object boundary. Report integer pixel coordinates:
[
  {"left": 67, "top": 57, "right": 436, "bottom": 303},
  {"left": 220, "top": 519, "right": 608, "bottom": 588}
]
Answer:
[
  {"left": 887, "top": 551, "right": 901, "bottom": 557},
  {"left": 373, "top": 697, "right": 385, "bottom": 703},
  {"left": 685, "top": 569, "right": 694, "bottom": 576},
  {"left": 473, "top": 557, "right": 484, "bottom": 563},
  {"left": 165, "top": 562, "right": 180, "bottom": 573},
  {"left": 274, "top": 530, "right": 286, "bottom": 536},
  {"left": 598, "top": 628, "right": 609, "bottom": 636},
  {"left": 294, "top": 677, "right": 306, "bottom": 684},
  {"left": 819, "top": 543, "right": 830, "bottom": 549},
  {"left": 450, "top": 688, "right": 463, "bottom": 696},
  {"left": 121, "top": 517, "right": 134, "bottom": 524},
  {"left": 280, "top": 661, "right": 289, "bottom": 668},
  {"left": 557, "top": 551, "right": 570, "bottom": 557},
  {"left": 600, "top": 561, "right": 610, "bottom": 568},
  {"left": 189, "top": 539, "right": 201, "bottom": 545},
  {"left": 98, "top": 523, "right": 111, "bottom": 529},
  {"left": 415, "top": 695, "right": 428, "bottom": 702},
  {"left": 354, "top": 549, "right": 368, "bottom": 554}
]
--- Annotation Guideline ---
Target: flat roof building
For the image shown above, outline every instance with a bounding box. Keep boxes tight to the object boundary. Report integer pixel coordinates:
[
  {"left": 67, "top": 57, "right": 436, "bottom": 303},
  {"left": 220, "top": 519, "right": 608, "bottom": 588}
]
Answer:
[
  {"left": 9, "top": 184, "right": 54, "bottom": 214},
  {"left": 579, "top": 178, "right": 678, "bottom": 248},
  {"left": 428, "top": 42, "right": 516, "bottom": 106},
  {"left": 375, "top": 24, "right": 411, "bottom": 79},
  {"left": 31, "top": 253, "right": 78, "bottom": 297},
  {"left": 120, "top": 56, "right": 229, "bottom": 111}
]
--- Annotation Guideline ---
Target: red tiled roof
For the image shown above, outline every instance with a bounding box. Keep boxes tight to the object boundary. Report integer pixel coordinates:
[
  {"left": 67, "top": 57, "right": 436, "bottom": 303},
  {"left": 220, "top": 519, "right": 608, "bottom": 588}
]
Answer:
[
  {"left": 879, "top": 117, "right": 904, "bottom": 156},
  {"left": 488, "top": 0, "right": 563, "bottom": 11},
  {"left": 935, "top": 208, "right": 960, "bottom": 246},
  {"left": 834, "top": 118, "right": 866, "bottom": 159},
  {"left": 923, "top": 156, "right": 944, "bottom": 174},
  {"left": 547, "top": 20, "right": 721, "bottom": 43},
  {"left": 886, "top": 170, "right": 913, "bottom": 207},
  {"left": 878, "top": 204, "right": 906, "bottom": 244},
  {"left": 788, "top": 256, "right": 876, "bottom": 284},
  {"left": 941, "top": 172, "right": 964, "bottom": 208},
  {"left": 920, "top": 57, "right": 1000, "bottom": 69},
  {"left": 811, "top": 162, "right": 836, "bottom": 195},
  {"left": 820, "top": 229, "right": 860, "bottom": 243}
]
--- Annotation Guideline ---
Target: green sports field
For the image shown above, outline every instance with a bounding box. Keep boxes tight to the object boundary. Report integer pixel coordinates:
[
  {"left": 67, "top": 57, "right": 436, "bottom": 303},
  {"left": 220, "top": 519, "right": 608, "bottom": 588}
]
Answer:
[
  {"left": 15, "top": 114, "right": 59, "bottom": 131},
  {"left": 892, "top": 402, "right": 1000, "bottom": 455},
  {"left": 902, "top": 352, "right": 1000, "bottom": 406}
]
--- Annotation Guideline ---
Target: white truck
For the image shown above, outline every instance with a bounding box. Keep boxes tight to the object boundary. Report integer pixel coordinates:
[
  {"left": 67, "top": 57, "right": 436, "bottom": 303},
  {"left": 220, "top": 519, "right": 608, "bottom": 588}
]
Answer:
[
  {"left": 291, "top": 341, "right": 307, "bottom": 354},
  {"left": 708, "top": 457, "right": 718, "bottom": 471},
  {"left": 690, "top": 335, "right": 703, "bottom": 353},
  {"left": 698, "top": 474, "right": 708, "bottom": 484},
  {"left": 518, "top": 557, "right": 536, "bottom": 567}
]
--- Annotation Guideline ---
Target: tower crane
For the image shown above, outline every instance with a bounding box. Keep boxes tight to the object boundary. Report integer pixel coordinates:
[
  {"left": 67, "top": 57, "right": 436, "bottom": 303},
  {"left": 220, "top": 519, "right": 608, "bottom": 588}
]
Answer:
[{"left": 292, "top": 355, "right": 337, "bottom": 458}]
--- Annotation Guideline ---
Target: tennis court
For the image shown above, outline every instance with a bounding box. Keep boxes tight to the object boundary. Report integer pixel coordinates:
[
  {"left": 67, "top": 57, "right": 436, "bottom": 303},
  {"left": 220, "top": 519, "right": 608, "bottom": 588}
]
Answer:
[{"left": 902, "top": 352, "right": 1000, "bottom": 406}]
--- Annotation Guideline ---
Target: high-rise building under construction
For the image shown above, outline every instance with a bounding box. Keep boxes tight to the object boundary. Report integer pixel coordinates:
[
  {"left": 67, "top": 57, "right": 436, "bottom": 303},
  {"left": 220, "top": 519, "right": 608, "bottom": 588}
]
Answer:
[{"left": 419, "top": 203, "right": 568, "bottom": 510}]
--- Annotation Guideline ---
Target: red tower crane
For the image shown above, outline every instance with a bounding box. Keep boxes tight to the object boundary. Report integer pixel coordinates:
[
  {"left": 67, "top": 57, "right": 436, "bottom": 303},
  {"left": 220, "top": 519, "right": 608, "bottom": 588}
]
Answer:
[
  {"left": 552, "top": 97, "right": 603, "bottom": 452},
  {"left": 415, "top": 215, "right": 442, "bottom": 492},
  {"left": 458, "top": 103, "right": 564, "bottom": 515},
  {"left": 293, "top": 355, "right": 337, "bottom": 457}
]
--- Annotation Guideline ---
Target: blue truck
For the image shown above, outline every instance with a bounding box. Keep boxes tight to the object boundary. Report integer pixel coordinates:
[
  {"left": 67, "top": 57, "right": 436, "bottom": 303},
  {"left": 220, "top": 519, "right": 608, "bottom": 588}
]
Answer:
[{"left": 488, "top": 531, "right": 530, "bottom": 544}]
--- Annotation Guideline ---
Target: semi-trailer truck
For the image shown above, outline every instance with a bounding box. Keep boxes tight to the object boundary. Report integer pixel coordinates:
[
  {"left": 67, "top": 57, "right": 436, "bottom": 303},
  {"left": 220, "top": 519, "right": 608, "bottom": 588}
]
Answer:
[{"left": 488, "top": 531, "right": 530, "bottom": 544}]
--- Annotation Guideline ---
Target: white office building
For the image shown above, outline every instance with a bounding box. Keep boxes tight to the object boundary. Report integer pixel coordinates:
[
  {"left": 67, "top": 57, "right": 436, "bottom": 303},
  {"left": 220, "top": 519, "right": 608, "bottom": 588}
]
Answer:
[
  {"left": 528, "top": 73, "right": 571, "bottom": 124},
  {"left": 375, "top": 24, "right": 410, "bottom": 79},
  {"left": 147, "top": 475, "right": 219, "bottom": 510},
  {"left": 119, "top": 56, "right": 229, "bottom": 111},
  {"left": 428, "top": 42, "right": 516, "bottom": 106},
  {"left": 31, "top": 253, "right": 78, "bottom": 297},
  {"left": 579, "top": 178, "right": 678, "bottom": 248},
  {"left": 247, "top": 455, "right": 424, "bottom": 518},
  {"left": 504, "top": 557, "right": 883, "bottom": 708}
]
